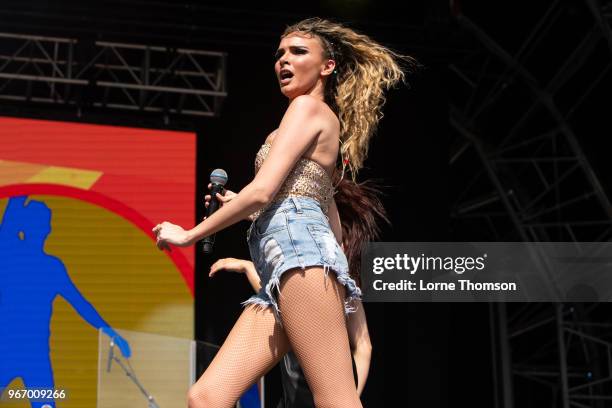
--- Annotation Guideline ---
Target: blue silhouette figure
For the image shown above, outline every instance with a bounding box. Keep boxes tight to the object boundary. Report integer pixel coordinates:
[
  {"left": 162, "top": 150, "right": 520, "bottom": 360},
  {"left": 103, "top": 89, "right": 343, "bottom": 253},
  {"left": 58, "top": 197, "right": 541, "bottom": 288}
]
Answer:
[{"left": 0, "top": 196, "right": 131, "bottom": 408}]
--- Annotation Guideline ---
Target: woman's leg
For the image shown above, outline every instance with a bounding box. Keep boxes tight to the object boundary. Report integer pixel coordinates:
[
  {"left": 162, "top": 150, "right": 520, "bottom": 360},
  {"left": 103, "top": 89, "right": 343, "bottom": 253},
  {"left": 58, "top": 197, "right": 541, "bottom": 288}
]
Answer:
[
  {"left": 278, "top": 267, "right": 363, "bottom": 408},
  {"left": 188, "top": 304, "right": 289, "bottom": 408}
]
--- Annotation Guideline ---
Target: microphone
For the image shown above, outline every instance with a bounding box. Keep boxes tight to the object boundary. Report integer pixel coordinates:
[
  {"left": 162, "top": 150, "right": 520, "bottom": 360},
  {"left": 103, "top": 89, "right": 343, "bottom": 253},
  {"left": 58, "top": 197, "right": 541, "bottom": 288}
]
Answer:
[
  {"left": 202, "top": 169, "right": 228, "bottom": 254},
  {"left": 107, "top": 338, "right": 115, "bottom": 372}
]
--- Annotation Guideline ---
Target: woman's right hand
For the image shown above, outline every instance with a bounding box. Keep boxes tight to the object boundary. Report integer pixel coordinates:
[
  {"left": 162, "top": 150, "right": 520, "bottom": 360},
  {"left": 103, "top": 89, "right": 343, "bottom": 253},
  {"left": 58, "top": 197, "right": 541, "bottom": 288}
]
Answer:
[
  {"left": 209, "top": 257, "right": 249, "bottom": 277},
  {"left": 204, "top": 183, "right": 237, "bottom": 210},
  {"left": 204, "top": 184, "right": 254, "bottom": 222}
]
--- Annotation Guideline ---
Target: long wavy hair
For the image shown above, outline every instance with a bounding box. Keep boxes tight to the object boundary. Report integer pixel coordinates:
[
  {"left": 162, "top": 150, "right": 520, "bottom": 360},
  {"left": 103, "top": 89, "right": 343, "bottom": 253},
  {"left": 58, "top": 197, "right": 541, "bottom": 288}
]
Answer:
[
  {"left": 281, "top": 18, "right": 415, "bottom": 285},
  {"left": 281, "top": 17, "right": 417, "bottom": 180}
]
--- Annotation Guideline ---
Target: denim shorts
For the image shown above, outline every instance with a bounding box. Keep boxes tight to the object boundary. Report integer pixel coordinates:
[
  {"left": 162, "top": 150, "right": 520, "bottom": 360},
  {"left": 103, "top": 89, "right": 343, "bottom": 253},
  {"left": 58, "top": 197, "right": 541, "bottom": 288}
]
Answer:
[{"left": 242, "top": 196, "right": 362, "bottom": 323}]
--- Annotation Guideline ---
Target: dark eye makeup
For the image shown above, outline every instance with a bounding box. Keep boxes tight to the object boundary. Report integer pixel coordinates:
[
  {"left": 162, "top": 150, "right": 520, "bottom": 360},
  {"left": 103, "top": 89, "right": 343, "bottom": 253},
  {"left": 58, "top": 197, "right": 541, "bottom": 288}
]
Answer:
[{"left": 274, "top": 47, "right": 307, "bottom": 60}]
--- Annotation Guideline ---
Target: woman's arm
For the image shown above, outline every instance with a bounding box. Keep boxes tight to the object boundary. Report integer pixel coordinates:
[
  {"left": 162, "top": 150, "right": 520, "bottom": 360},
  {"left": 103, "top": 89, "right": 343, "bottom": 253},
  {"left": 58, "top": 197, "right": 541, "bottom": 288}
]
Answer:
[
  {"left": 209, "top": 258, "right": 262, "bottom": 293},
  {"left": 154, "top": 95, "right": 325, "bottom": 247},
  {"left": 205, "top": 188, "right": 254, "bottom": 222},
  {"left": 242, "top": 261, "right": 261, "bottom": 292},
  {"left": 347, "top": 300, "right": 372, "bottom": 396}
]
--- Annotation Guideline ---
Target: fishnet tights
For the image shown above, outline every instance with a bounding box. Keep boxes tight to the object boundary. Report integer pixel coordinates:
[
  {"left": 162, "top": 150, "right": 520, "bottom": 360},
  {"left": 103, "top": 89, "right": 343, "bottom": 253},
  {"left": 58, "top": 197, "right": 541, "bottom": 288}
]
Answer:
[{"left": 188, "top": 267, "right": 362, "bottom": 408}]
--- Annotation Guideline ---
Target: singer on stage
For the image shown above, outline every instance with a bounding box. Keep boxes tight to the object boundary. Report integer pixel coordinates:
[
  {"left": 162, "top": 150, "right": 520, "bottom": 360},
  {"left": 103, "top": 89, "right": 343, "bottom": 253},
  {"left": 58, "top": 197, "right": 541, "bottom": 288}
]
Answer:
[
  {"left": 153, "top": 17, "right": 413, "bottom": 407},
  {"left": 207, "top": 170, "right": 389, "bottom": 407}
]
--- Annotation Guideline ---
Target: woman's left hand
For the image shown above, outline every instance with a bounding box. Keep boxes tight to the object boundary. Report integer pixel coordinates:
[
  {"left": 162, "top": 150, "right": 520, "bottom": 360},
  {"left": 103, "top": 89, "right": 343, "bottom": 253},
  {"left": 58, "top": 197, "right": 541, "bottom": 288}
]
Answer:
[
  {"left": 152, "top": 222, "right": 193, "bottom": 249},
  {"left": 209, "top": 257, "right": 249, "bottom": 277}
]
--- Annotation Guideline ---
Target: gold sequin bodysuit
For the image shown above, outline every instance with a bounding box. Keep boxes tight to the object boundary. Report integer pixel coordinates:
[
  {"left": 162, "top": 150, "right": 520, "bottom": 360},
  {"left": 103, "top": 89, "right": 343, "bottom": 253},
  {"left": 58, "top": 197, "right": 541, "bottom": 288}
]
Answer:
[{"left": 249, "top": 143, "right": 334, "bottom": 221}]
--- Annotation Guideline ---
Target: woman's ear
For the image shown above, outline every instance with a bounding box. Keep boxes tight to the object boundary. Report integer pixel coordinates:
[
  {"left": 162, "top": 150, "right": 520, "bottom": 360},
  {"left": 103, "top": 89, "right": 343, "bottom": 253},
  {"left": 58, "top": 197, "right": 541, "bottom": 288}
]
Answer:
[{"left": 322, "top": 59, "right": 336, "bottom": 77}]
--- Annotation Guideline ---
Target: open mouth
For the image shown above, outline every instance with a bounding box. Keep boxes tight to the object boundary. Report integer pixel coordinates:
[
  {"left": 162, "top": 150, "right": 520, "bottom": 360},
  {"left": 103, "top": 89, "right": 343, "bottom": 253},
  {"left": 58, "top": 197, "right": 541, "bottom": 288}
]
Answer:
[{"left": 279, "top": 70, "right": 294, "bottom": 84}]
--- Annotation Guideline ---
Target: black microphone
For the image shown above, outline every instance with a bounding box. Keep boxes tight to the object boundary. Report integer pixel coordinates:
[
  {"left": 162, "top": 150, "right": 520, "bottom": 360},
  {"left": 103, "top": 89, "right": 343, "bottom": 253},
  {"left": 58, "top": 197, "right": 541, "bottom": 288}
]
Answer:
[{"left": 202, "top": 169, "right": 228, "bottom": 254}]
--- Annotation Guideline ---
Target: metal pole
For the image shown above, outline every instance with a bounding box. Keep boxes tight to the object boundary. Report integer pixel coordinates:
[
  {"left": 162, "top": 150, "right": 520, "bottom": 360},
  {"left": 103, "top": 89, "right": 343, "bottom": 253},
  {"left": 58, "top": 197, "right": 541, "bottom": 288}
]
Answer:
[{"left": 556, "top": 303, "right": 570, "bottom": 408}]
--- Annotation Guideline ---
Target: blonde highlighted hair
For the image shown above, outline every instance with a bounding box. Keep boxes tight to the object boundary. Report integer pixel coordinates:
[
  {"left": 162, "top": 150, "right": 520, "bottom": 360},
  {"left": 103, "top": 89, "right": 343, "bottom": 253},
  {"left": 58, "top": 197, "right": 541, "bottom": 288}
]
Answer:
[{"left": 282, "top": 17, "right": 418, "bottom": 179}]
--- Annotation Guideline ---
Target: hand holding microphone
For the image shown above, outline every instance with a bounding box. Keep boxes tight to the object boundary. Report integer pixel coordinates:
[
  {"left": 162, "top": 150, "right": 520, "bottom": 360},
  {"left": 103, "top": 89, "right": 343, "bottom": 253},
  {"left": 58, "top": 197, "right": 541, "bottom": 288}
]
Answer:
[
  {"left": 204, "top": 184, "right": 253, "bottom": 223},
  {"left": 202, "top": 169, "right": 229, "bottom": 254},
  {"left": 204, "top": 185, "right": 236, "bottom": 214},
  {"left": 153, "top": 169, "right": 230, "bottom": 252}
]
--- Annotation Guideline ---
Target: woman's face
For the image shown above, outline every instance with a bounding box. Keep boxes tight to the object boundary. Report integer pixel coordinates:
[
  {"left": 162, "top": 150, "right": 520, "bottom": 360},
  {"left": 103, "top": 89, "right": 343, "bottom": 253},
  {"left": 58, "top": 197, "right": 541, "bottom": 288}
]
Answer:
[{"left": 274, "top": 32, "right": 334, "bottom": 100}]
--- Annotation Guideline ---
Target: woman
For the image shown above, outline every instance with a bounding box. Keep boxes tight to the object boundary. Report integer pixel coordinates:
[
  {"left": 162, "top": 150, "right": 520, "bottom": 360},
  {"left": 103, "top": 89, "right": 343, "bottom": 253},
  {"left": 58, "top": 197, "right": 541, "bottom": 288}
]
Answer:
[
  {"left": 153, "top": 17, "right": 412, "bottom": 407},
  {"left": 207, "top": 174, "right": 389, "bottom": 405}
]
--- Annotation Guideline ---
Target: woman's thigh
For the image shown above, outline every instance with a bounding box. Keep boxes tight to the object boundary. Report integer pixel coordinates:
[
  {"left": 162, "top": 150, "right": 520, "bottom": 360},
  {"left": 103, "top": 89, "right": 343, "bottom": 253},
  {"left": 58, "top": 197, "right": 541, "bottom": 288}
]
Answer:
[
  {"left": 190, "top": 304, "right": 290, "bottom": 407},
  {"left": 277, "top": 267, "right": 361, "bottom": 407}
]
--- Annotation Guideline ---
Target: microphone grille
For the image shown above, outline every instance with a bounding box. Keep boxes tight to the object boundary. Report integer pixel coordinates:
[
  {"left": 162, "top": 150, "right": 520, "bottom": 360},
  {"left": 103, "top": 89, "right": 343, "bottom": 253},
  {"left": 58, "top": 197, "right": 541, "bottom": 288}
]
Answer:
[{"left": 210, "top": 169, "right": 228, "bottom": 186}]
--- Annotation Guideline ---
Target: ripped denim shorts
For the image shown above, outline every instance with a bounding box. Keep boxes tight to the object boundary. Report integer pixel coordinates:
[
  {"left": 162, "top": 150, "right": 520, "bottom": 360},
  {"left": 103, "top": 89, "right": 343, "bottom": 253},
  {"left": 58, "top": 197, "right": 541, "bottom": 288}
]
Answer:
[{"left": 242, "top": 196, "right": 362, "bottom": 323}]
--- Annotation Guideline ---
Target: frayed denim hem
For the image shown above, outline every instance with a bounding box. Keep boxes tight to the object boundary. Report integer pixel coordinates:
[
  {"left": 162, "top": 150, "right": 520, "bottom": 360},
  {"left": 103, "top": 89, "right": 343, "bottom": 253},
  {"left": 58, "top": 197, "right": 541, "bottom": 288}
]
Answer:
[{"left": 241, "top": 262, "right": 362, "bottom": 327}]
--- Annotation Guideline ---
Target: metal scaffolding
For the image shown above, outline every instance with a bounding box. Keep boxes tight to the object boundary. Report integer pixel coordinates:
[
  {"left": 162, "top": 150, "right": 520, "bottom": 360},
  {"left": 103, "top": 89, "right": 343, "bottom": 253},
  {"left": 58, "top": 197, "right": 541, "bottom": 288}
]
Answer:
[
  {"left": 450, "top": 0, "right": 612, "bottom": 407},
  {"left": 0, "top": 32, "right": 227, "bottom": 118}
]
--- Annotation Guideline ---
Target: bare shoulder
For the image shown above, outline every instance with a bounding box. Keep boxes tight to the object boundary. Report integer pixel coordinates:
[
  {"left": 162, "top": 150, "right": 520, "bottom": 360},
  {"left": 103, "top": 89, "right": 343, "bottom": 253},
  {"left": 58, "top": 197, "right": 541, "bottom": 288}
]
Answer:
[
  {"left": 292, "top": 95, "right": 339, "bottom": 130},
  {"left": 267, "top": 96, "right": 337, "bottom": 145},
  {"left": 291, "top": 94, "right": 323, "bottom": 108}
]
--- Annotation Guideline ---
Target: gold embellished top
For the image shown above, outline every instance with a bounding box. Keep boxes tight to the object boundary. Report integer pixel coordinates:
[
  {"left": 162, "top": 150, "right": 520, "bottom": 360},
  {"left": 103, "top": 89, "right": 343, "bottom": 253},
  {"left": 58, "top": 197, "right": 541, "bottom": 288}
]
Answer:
[{"left": 249, "top": 143, "right": 334, "bottom": 221}]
